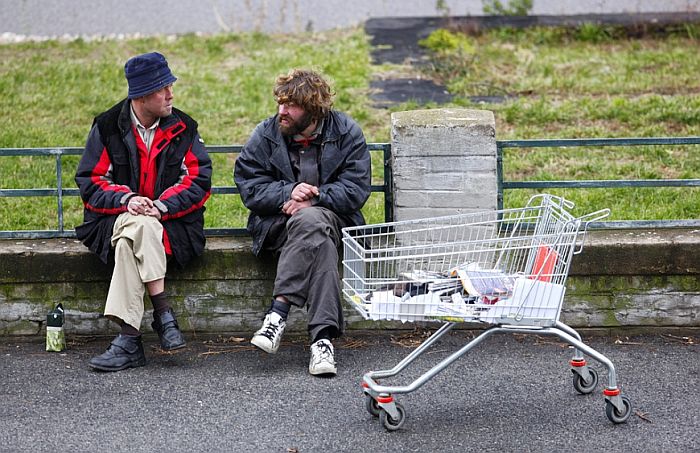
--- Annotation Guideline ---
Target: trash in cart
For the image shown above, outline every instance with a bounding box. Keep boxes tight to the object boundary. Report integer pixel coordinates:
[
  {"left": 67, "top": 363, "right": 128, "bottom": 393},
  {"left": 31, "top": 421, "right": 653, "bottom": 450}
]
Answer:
[{"left": 342, "top": 194, "right": 633, "bottom": 431}]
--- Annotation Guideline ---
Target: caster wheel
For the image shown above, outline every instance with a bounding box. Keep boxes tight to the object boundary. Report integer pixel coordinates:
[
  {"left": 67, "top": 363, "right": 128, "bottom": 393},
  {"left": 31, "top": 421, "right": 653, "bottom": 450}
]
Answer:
[
  {"left": 605, "top": 396, "right": 632, "bottom": 424},
  {"left": 379, "top": 402, "right": 406, "bottom": 431},
  {"left": 572, "top": 367, "right": 599, "bottom": 394},
  {"left": 365, "top": 395, "right": 381, "bottom": 417}
]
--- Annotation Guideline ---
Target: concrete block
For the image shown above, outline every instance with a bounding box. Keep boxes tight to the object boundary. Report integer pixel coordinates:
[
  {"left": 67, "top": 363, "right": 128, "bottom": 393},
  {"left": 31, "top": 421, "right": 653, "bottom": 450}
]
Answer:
[
  {"left": 390, "top": 108, "right": 498, "bottom": 221},
  {"left": 393, "top": 187, "right": 498, "bottom": 209}
]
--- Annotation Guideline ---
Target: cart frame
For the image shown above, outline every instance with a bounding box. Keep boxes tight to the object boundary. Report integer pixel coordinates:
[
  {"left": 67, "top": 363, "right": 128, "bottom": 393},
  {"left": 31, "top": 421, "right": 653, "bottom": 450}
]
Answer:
[{"left": 342, "top": 194, "right": 632, "bottom": 431}]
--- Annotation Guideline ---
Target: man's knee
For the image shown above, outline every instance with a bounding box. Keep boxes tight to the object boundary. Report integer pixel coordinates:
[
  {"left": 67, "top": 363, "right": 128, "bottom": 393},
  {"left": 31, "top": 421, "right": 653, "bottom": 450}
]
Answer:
[
  {"left": 112, "top": 214, "right": 164, "bottom": 252},
  {"left": 126, "top": 214, "right": 162, "bottom": 238},
  {"left": 130, "top": 213, "right": 161, "bottom": 227},
  {"left": 287, "top": 207, "right": 330, "bottom": 232}
]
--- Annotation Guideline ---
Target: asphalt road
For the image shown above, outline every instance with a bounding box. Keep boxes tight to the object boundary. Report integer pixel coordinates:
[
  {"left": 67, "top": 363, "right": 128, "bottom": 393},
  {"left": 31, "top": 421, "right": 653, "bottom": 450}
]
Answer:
[{"left": 1, "top": 329, "right": 698, "bottom": 452}]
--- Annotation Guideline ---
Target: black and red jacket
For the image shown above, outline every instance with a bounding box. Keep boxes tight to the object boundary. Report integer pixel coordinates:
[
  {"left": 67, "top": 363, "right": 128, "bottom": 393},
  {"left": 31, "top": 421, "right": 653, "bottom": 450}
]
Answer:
[{"left": 75, "top": 99, "right": 212, "bottom": 267}]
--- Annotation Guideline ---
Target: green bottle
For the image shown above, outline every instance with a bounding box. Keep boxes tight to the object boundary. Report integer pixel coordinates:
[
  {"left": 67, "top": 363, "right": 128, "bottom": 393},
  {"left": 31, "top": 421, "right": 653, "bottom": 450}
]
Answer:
[{"left": 46, "top": 303, "right": 66, "bottom": 352}]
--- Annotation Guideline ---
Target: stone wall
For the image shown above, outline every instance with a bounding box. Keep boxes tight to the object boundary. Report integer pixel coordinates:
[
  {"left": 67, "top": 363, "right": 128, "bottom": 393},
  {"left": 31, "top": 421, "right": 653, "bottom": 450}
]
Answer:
[{"left": 1, "top": 228, "right": 698, "bottom": 336}]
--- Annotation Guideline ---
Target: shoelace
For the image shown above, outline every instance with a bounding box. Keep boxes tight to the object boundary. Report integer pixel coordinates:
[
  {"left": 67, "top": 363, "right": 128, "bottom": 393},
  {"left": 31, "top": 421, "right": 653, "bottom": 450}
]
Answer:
[
  {"left": 313, "top": 341, "right": 334, "bottom": 363},
  {"left": 260, "top": 320, "right": 281, "bottom": 340}
]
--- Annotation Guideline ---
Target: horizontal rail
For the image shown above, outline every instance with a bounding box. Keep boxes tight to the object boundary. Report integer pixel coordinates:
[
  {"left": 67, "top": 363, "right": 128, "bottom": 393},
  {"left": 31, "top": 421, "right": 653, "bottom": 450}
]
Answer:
[
  {"left": 497, "top": 137, "right": 700, "bottom": 148},
  {"left": 504, "top": 179, "right": 700, "bottom": 189},
  {"left": 496, "top": 136, "right": 700, "bottom": 229},
  {"left": 0, "top": 147, "right": 84, "bottom": 156},
  {"left": 0, "top": 143, "right": 392, "bottom": 239},
  {"left": 2, "top": 138, "right": 698, "bottom": 237}
]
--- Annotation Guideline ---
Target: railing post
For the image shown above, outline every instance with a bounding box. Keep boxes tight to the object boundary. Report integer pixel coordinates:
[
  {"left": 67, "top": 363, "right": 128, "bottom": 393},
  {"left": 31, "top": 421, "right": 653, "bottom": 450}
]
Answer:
[
  {"left": 383, "top": 144, "right": 394, "bottom": 222},
  {"left": 54, "top": 150, "right": 64, "bottom": 234},
  {"left": 497, "top": 142, "right": 504, "bottom": 212}
]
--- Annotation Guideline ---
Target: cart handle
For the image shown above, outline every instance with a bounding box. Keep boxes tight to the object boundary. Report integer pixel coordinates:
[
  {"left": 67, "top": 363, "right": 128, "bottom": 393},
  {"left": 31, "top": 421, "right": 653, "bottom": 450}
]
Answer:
[
  {"left": 578, "top": 208, "right": 610, "bottom": 224},
  {"left": 525, "top": 193, "right": 575, "bottom": 211},
  {"left": 573, "top": 208, "right": 611, "bottom": 254}
]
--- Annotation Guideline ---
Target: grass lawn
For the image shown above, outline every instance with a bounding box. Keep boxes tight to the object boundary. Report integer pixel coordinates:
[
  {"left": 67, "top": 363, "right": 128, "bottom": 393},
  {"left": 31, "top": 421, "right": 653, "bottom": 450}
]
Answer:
[
  {"left": 1, "top": 24, "right": 698, "bottom": 232},
  {"left": 418, "top": 25, "right": 700, "bottom": 218},
  {"left": 0, "top": 29, "right": 390, "bottom": 231}
]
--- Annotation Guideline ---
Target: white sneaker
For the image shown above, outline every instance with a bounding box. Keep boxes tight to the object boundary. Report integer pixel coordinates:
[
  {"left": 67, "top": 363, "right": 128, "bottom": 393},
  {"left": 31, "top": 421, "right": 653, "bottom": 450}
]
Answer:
[
  {"left": 309, "top": 339, "right": 337, "bottom": 376},
  {"left": 251, "top": 312, "right": 286, "bottom": 354}
]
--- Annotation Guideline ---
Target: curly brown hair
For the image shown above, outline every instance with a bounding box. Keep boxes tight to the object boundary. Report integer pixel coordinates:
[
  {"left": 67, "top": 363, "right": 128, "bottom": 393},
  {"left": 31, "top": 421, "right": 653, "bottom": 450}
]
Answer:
[{"left": 273, "top": 69, "right": 334, "bottom": 121}]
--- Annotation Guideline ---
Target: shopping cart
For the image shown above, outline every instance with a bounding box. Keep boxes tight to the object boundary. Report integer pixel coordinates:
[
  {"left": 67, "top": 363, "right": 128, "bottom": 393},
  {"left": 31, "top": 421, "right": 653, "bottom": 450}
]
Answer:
[{"left": 342, "top": 194, "right": 632, "bottom": 431}]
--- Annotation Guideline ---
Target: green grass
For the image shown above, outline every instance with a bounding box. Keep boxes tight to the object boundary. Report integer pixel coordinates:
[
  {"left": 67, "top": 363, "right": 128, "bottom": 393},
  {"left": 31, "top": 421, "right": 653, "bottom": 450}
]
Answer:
[
  {"left": 0, "top": 29, "right": 390, "bottom": 231},
  {"left": 2, "top": 25, "right": 699, "bottom": 232},
  {"left": 420, "top": 26, "right": 700, "bottom": 219}
]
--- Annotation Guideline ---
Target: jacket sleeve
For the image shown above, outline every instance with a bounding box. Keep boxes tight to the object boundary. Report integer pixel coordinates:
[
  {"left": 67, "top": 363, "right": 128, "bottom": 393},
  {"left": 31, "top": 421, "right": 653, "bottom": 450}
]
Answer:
[
  {"left": 74, "top": 125, "right": 133, "bottom": 215},
  {"left": 234, "top": 124, "right": 295, "bottom": 215},
  {"left": 315, "top": 122, "right": 372, "bottom": 215},
  {"left": 156, "top": 132, "right": 212, "bottom": 220}
]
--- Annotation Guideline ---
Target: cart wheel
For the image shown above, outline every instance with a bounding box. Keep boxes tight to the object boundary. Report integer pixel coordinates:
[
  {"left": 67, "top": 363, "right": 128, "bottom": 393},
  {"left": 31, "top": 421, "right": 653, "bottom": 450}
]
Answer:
[
  {"left": 605, "top": 396, "right": 632, "bottom": 424},
  {"left": 365, "top": 395, "right": 381, "bottom": 418},
  {"left": 379, "top": 402, "right": 406, "bottom": 431},
  {"left": 572, "top": 368, "right": 599, "bottom": 394}
]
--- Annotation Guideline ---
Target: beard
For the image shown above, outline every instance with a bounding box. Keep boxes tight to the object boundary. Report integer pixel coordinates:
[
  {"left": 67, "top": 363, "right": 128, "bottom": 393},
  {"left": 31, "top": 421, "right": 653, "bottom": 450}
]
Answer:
[{"left": 278, "top": 110, "right": 314, "bottom": 136}]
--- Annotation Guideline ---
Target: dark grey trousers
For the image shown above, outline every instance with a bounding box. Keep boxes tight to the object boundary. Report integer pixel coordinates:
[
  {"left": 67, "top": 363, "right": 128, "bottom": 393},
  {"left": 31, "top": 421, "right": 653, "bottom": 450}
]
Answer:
[{"left": 267, "top": 207, "right": 346, "bottom": 341}]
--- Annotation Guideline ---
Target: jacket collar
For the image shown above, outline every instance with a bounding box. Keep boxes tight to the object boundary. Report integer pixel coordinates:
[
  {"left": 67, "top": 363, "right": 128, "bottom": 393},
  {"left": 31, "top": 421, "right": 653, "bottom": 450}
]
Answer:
[
  {"left": 115, "top": 99, "right": 187, "bottom": 185},
  {"left": 262, "top": 111, "right": 349, "bottom": 183},
  {"left": 261, "top": 110, "right": 348, "bottom": 146},
  {"left": 117, "top": 99, "right": 184, "bottom": 137}
]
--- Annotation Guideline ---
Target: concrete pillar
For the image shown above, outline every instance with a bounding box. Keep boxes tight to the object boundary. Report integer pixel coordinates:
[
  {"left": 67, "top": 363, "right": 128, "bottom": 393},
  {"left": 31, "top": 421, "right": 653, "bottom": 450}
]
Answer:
[{"left": 390, "top": 108, "right": 497, "bottom": 221}]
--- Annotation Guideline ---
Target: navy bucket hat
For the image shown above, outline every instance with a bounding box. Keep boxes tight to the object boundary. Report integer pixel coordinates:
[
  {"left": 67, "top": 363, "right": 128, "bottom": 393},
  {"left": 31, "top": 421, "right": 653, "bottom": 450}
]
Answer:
[{"left": 124, "top": 52, "right": 177, "bottom": 99}]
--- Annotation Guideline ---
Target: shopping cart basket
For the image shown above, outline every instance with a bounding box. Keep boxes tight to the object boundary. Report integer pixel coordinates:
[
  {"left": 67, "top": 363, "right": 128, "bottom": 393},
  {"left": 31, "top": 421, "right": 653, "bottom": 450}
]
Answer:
[{"left": 342, "top": 194, "right": 632, "bottom": 431}]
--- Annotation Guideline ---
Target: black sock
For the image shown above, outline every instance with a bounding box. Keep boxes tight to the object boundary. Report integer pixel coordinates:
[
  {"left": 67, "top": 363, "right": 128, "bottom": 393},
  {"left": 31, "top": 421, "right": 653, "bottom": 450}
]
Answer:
[
  {"left": 150, "top": 292, "right": 171, "bottom": 316},
  {"left": 313, "top": 326, "right": 334, "bottom": 343},
  {"left": 269, "top": 298, "right": 290, "bottom": 319},
  {"left": 120, "top": 322, "right": 140, "bottom": 337}
]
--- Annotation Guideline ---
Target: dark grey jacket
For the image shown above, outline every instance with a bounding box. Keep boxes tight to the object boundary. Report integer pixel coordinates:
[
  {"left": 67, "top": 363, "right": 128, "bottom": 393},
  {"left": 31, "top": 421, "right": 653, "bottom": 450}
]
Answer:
[{"left": 234, "top": 110, "right": 371, "bottom": 255}]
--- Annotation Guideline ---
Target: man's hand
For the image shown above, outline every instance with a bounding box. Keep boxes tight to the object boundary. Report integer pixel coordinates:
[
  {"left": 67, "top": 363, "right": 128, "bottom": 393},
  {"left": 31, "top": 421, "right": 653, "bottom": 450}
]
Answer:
[
  {"left": 290, "top": 183, "right": 319, "bottom": 202},
  {"left": 127, "top": 196, "right": 161, "bottom": 219},
  {"left": 282, "top": 199, "right": 312, "bottom": 216}
]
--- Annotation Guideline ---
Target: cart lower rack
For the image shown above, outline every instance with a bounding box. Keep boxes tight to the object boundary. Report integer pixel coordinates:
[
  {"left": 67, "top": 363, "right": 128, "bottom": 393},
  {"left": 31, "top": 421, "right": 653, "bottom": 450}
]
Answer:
[{"left": 342, "top": 194, "right": 632, "bottom": 431}]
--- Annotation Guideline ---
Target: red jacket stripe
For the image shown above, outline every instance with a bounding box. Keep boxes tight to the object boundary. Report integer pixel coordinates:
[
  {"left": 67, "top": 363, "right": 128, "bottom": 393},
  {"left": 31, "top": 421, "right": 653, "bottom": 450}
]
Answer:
[
  {"left": 90, "top": 147, "right": 131, "bottom": 194},
  {"left": 159, "top": 145, "right": 210, "bottom": 220}
]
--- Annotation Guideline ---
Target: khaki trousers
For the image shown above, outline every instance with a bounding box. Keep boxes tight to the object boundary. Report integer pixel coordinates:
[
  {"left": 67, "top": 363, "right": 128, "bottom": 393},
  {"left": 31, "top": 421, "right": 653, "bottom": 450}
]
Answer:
[{"left": 104, "top": 213, "right": 166, "bottom": 329}]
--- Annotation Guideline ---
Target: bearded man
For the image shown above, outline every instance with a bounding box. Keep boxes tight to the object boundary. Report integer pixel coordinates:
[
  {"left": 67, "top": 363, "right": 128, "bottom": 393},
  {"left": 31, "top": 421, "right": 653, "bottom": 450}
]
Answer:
[{"left": 234, "top": 69, "right": 371, "bottom": 377}]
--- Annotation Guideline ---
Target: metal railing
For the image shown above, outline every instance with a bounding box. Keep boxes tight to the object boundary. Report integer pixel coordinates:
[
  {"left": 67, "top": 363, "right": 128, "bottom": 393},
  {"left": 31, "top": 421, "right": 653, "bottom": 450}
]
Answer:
[
  {"left": 497, "top": 137, "right": 700, "bottom": 229},
  {"left": 0, "top": 143, "right": 393, "bottom": 239},
  {"left": 2, "top": 136, "right": 699, "bottom": 239}
]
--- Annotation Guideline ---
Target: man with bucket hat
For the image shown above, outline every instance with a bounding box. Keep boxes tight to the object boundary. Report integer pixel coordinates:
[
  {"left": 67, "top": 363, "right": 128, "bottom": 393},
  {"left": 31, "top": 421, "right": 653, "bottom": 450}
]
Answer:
[{"left": 75, "top": 52, "right": 212, "bottom": 372}]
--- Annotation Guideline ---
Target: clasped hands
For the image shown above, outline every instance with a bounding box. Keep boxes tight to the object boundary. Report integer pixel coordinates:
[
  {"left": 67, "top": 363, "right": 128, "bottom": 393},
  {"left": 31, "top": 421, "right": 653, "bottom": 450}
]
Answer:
[
  {"left": 282, "top": 182, "right": 319, "bottom": 216},
  {"left": 127, "top": 196, "right": 162, "bottom": 219}
]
